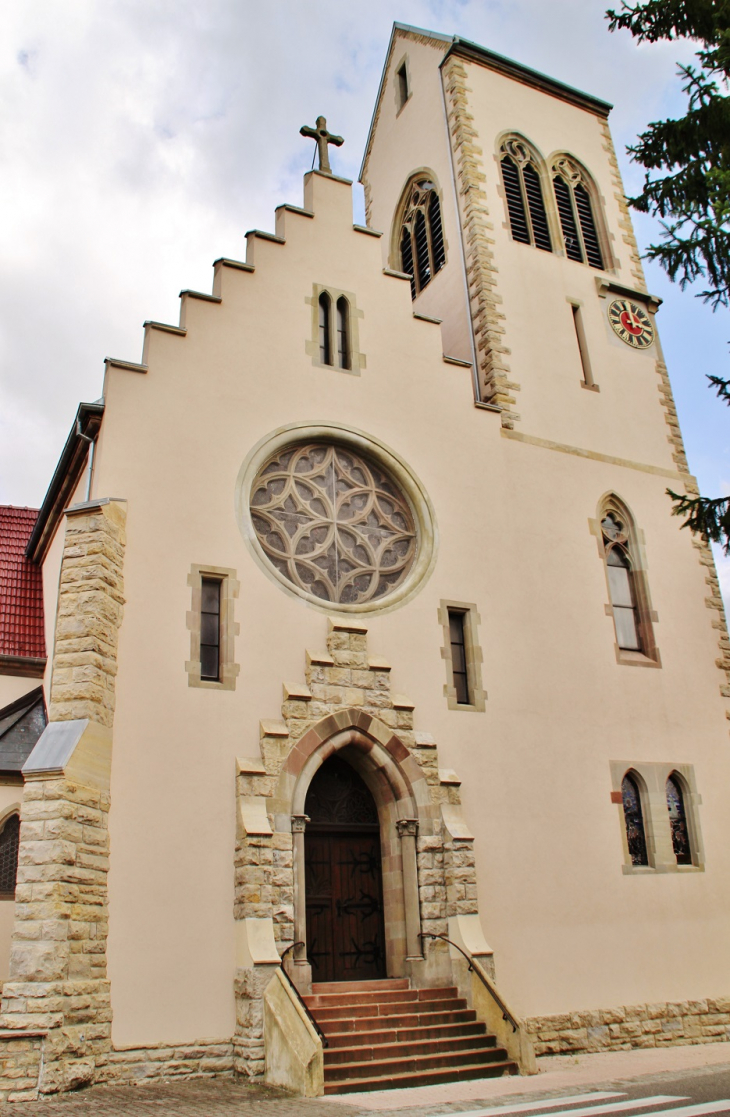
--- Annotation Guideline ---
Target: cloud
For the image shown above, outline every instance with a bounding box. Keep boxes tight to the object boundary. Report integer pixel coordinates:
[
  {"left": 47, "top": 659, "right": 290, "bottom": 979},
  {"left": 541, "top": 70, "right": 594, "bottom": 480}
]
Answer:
[{"left": 0, "top": 0, "right": 719, "bottom": 514}]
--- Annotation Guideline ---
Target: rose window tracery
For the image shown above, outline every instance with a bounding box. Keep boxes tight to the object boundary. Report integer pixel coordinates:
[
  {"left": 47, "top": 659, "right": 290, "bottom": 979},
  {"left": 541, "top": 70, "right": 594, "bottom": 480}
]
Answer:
[{"left": 250, "top": 443, "right": 418, "bottom": 605}]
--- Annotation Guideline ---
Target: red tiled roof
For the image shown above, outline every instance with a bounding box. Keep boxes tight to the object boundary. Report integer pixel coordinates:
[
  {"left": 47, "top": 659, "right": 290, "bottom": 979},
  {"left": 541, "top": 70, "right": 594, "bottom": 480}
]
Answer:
[{"left": 0, "top": 507, "right": 46, "bottom": 660}]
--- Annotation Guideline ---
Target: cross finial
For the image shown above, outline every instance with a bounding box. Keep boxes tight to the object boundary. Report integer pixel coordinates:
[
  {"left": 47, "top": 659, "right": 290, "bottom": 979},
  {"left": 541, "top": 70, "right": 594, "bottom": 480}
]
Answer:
[{"left": 300, "top": 116, "right": 344, "bottom": 174}]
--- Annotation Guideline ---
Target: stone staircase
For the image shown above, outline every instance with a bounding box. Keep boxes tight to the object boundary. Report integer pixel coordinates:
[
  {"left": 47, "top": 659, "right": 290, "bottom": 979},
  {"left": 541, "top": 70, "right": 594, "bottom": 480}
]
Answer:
[{"left": 303, "top": 977, "right": 518, "bottom": 1094}]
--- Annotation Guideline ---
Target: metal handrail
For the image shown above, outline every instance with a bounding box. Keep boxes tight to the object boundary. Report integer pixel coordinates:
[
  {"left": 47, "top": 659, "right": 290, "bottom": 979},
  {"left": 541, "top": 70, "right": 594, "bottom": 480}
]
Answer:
[
  {"left": 419, "top": 931, "right": 518, "bottom": 1033},
  {"left": 280, "top": 942, "right": 328, "bottom": 1047}
]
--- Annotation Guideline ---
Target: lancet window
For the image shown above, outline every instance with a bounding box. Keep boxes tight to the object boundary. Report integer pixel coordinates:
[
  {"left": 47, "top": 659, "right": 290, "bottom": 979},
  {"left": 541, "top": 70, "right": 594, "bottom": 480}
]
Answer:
[
  {"left": 552, "top": 156, "right": 604, "bottom": 268},
  {"left": 0, "top": 814, "right": 20, "bottom": 898},
  {"left": 317, "top": 290, "right": 352, "bottom": 371},
  {"left": 318, "top": 292, "right": 332, "bottom": 365},
  {"left": 621, "top": 772, "right": 649, "bottom": 866},
  {"left": 598, "top": 497, "right": 657, "bottom": 663},
  {"left": 666, "top": 774, "right": 692, "bottom": 865},
  {"left": 399, "top": 178, "right": 446, "bottom": 298},
  {"left": 500, "top": 139, "right": 552, "bottom": 252}
]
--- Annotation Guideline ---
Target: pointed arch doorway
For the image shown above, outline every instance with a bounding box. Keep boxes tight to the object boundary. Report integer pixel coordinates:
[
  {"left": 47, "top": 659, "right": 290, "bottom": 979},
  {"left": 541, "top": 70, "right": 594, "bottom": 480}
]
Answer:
[{"left": 304, "top": 755, "right": 387, "bottom": 983}]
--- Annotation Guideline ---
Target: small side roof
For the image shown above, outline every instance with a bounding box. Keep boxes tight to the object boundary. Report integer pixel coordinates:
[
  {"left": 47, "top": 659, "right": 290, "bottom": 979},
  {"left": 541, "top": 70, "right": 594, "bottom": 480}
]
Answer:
[
  {"left": 0, "top": 686, "right": 47, "bottom": 774},
  {"left": 0, "top": 506, "right": 45, "bottom": 662},
  {"left": 360, "top": 22, "right": 612, "bottom": 182}
]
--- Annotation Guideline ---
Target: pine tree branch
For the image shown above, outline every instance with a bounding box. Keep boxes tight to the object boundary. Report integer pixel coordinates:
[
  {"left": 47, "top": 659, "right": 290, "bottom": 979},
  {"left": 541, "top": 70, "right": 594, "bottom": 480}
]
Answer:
[
  {"left": 708, "top": 374, "right": 730, "bottom": 404},
  {"left": 667, "top": 489, "right": 730, "bottom": 553}
]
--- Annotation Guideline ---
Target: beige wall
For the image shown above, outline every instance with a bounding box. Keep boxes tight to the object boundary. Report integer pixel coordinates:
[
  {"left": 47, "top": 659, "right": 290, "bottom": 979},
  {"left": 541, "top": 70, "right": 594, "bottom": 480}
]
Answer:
[
  {"left": 0, "top": 677, "right": 38, "bottom": 710},
  {"left": 0, "top": 788, "right": 22, "bottom": 982},
  {"left": 66, "top": 155, "right": 728, "bottom": 1048},
  {"left": 365, "top": 34, "right": 473, "bottom": 366}
]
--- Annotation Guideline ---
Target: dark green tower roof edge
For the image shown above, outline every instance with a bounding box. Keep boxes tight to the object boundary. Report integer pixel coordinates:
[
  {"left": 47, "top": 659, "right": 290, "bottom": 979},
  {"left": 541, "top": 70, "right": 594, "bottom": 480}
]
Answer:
[
  {"left": 360, "top": 22, "right": 612, "bottom": 183},
  {"left": 444, "top": 34, "right": 612, "bottom": 116}
]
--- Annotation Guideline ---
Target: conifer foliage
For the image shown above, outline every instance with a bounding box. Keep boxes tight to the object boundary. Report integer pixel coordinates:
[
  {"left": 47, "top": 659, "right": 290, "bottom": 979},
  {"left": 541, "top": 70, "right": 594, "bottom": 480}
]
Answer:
[{"left": 607, "top": 1, "right": 730, "bottom": 551}]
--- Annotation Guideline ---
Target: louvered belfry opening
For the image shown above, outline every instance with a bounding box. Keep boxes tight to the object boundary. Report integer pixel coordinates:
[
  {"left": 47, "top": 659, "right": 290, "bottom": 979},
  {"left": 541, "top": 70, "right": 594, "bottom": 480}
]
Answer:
[
  {"left": 500, "top": 140, "right": 551, "bottom": 253},
  {"left": 399, "top": 178, "right": 446, "bottom": 298},
  {"left": 552, "top": 156, "right": 604, "bottom": 269}
]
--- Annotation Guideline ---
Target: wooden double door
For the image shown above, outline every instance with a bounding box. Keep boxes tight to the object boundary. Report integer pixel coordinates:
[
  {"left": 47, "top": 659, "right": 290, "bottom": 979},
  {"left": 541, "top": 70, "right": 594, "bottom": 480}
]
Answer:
[{"left": 305, "top": 826, "right": 386, "bottom": 983}]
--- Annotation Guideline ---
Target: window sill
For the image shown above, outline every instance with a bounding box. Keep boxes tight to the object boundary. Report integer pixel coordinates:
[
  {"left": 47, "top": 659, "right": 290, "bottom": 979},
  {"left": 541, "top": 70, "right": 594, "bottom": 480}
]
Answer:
[
  {"left": 622, "top": 862, "right": 704, "bottom": 875},
  {"left": 615, "top": 647, "right": 661, "bottom": 669}
]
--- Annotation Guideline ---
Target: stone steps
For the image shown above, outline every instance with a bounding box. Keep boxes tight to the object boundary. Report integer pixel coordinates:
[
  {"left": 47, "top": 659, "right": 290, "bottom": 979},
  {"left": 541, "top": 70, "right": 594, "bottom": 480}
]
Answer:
[{"left": 304, "top": 978, "right": 518, "bottom": 1094}]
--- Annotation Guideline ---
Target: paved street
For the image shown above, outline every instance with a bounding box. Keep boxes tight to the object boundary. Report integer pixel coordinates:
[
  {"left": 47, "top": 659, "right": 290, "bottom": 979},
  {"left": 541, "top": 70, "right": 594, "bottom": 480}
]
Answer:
[{"left": 2, "top": 1046, "right": 730, "bottom": 1117}]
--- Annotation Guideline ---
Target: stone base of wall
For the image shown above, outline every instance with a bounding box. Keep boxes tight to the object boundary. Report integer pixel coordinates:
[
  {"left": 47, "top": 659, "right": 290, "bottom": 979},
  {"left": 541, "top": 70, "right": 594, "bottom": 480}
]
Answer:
[
  {"left": 0, "top": 1034, "right": 44, "bottom": 1103},
  {"left": 106, "top": 1038, "right": 233, "bottom": 1084},
  {"left": 526, "top": 997, "right": 730, "bottom": 1055}
]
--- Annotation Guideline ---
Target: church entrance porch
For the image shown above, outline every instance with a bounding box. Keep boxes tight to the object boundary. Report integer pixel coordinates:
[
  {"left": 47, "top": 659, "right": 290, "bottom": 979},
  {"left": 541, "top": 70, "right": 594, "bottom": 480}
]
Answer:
[{"left": 304, "top": 756, "right": 387, "bottom": 983}]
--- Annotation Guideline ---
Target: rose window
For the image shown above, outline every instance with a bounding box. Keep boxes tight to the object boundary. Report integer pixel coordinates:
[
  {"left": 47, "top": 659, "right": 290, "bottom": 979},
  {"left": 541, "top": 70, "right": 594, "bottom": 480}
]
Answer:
[{"left": 250, "top": 443, "right": 418, "bottom": 605}]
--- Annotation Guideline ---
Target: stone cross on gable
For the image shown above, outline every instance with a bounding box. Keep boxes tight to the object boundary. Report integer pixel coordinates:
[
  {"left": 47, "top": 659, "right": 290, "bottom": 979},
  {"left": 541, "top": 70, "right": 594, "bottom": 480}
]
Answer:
[{"left": 300, "top": 116, "right": 344, "bottom": 174}]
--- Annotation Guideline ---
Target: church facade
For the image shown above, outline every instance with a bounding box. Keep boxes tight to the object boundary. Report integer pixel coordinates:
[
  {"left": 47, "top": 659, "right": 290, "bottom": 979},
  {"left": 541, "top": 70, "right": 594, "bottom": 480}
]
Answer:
[{"left": 0, "top": 22, "right": 729, "bottom": 1100}]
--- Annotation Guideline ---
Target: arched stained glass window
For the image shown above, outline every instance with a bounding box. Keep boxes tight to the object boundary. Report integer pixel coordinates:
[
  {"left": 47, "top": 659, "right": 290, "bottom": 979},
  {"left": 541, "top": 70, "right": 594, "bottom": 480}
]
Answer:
[
  {"left": 601, "top": 510, "right": 641, "bottom": 652},
  {"left": 0, "top": 814, "right": 20, "bottom": 897},
  {"left": 336, "top": 297, "right": 350, "bottom": 370},
  {"left": 399, "top": 178, "right": 446, "bottom": 299},
  {"left": 666, "top": 774, "right": 692, "bottom": 865},
  {"left": 622, "top": 773, "right": 648, "bottom": 866},
  {"left": 318, "top": 291, "right": 332, "bottom": 365},
  {"left": 500, "top": 140, "right": 552, "bottom": 252},
  {"left": 552, "top": 155, "right": 604, "bottom": 269}
]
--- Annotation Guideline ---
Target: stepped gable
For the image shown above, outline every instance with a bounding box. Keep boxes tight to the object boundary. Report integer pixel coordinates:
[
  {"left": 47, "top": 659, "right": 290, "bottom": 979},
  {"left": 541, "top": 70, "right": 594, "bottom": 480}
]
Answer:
[{"left": 0, "top": 506, "right": 45, "bottom": 660}]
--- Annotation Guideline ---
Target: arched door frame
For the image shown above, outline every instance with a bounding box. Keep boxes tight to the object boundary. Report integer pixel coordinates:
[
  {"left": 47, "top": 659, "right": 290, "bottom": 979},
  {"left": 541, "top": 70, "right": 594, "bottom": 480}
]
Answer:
[{"left": 278, "top": 713, "right": 432, "bottom": 986}]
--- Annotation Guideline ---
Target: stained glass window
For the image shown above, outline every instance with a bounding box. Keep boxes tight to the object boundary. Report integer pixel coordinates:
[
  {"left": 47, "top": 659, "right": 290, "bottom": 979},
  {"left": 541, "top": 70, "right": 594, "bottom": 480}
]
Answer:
[
  {"left": 622, "top": 773, "right": 649, "bottom": 866},
  {"left": 666, "top": 774, "right": 692, "bottom": 865},
  {"left": 318, "top": 291, "right": 332, "bottom": 365},
  {"left": 601, "top": 512, "right": 641, "bottom": 652},
  {"left": 336, "top": 297, "right": 350, "bottom": 370},
  {"left": 0, "top": 815, "right": 20, "bottom": 896},
  {"left": 250, "top": 443, "right": 417, "bottom": 605},
  {"left": 200, "top": 577, "right": 221, "bottom": 681},
  {"left": 448, "top": 609, "right": 470, "bottom": 705}
]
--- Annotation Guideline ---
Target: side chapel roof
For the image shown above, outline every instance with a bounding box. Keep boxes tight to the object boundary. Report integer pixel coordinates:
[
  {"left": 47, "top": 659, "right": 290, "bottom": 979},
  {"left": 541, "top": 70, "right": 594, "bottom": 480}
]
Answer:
[
  {"left": 0, "top": 686, "right": 47, "bottom": 774},
  {"left": 0, "top": 506, "right": 45, "bottom": 662}
]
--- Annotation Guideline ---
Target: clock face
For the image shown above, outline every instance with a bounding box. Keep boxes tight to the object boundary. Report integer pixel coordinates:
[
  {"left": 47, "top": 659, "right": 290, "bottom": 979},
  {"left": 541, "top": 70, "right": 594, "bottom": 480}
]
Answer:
[{"left": 608, "top": 298, "right": 655, "bottom": 349}]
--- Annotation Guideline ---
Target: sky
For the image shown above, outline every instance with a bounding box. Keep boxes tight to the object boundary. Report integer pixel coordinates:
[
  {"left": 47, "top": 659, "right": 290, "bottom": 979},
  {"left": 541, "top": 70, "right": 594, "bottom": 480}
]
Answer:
[{"left": 1, "top": 0, "right": 728, "bottom": 599}]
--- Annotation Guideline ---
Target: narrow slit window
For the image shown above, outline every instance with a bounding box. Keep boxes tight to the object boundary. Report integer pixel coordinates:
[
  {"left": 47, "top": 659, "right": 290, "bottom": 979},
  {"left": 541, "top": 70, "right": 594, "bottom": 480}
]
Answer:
[
  {"left": 200, "top": 577, "right": 221, "bottom": 681},
  {"left": 397, "top": 62, "right": 409, "bottom": 109},
  {"left": 336, "top": 297, "right": 350, "bottom": 370},
  {"left": 318, "top": 291, "right": 332, "bottom": 365},
  {"left": 622, "top": 773, "right": 649, "bottom": 866},
  {"left": 448, "top": 609, "right": 470, "bottom": 705},
  {"left": 0, "top": 814, "right": 20, "bottom": 897},
  {"left": 666, "top": 775, "right": 692, "bottom": 865},
  {"left": 571, "top": 304, "right": 595, "bottom": 387}
]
